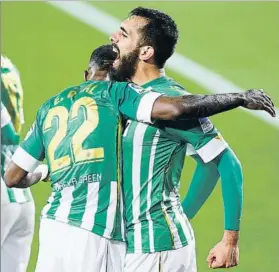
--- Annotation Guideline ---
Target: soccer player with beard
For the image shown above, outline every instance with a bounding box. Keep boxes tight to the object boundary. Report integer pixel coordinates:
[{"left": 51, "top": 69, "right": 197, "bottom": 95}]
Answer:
[
  {"left": 110, "top": 7, "right": 275, "bottom": 271},
  {"left": 5, "top": 45, "right": 268, "bottom": 272}
]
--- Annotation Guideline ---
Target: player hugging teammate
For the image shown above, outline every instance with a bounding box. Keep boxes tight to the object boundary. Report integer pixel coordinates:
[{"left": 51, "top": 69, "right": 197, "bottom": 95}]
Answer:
[{"left": 3, "top": 7, "right": 276, "bottom": 272}]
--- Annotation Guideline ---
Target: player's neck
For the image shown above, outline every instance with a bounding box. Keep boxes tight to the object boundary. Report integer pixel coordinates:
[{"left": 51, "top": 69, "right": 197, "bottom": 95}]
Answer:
[
  {"left": 131, "top": 63, "right": 161, "bottom": 86},
  {"left": 92, "top": 71, "right": 109, "bottom": 81}
]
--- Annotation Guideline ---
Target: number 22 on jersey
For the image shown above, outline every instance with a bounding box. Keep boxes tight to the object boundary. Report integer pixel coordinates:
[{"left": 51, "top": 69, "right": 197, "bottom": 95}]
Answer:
[{"left": 43, "top": 97, "right": 104, "bottom": 173}]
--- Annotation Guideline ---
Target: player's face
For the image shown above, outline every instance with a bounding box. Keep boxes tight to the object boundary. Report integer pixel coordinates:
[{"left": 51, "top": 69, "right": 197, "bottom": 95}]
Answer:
[{"left": 110, "top": 16, "right": 147, "bottom": 81}]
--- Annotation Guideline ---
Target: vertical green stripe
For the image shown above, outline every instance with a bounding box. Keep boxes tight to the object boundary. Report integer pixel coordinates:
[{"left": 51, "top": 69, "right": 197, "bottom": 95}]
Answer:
[
  {"left": 122, "top": 121, "right": 138, "bottom": 252},
  {"left": 168, "top": 196, "right": 187, "bottom": 244},
  {"left": 46, "top": 191, "right": 62, "bottom": 217},
  {"left": 7, "top": 187, "right": 16, "bottom": 202},
  {"left": 23, "top": 188, "right": 32, "bottom": 202},
  {"left": 111, "top": 118, "right": 123, "bottom": 239},
  {"left": 68, "top": 183, "right": 88, "bottom": 227},
  {"left": 140, "top": 126, "right": 155, "bottom": 252},
  {"left": 92, "top": 182, "right": 108, "bottom": 236},
  {"left": 166, "top": 145, "right": 188, "bottom": 245},
  {"left": 152, "top": 141, "right": 178, "bottom": 252}
]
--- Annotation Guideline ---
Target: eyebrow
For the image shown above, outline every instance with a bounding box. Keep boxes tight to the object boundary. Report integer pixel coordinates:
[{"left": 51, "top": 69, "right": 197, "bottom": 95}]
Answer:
[{"left": 120, "top": 26, "right": 129, "bottom": 35}]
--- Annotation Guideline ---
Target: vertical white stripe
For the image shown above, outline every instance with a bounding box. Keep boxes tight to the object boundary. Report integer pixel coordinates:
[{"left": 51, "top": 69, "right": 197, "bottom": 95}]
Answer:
[
  {"left": 41, "top": 192, "right": 55, "bottom": 217},
  {"left": 131, "top": 123, "right": 148, "bottom": 252},
  {"left": 13, "top": 188, "right": 26, "bottom": 203},
  {"left": 169, "top": 191, "right": 192, "bottom": 244},
  {"left": 181, "top": 206, "right": 195, "bottom": 240},
  {"left": 54, "top": 186, "right": 75, "bottom": 221},
  {"left": 104, "top": 182, "right": 117, "bottom": 238},
  {"left": 161, "top": 191, "right": 182, "bottom": 248},
  {"left": 80, "top": 183, "right": 99, "bottom": 230},
  {"left": 1, "top": 177, "right": 10, "bottom": 204},
  {"left": 146, "top": 130, "right": 160, "bottom": 252}
]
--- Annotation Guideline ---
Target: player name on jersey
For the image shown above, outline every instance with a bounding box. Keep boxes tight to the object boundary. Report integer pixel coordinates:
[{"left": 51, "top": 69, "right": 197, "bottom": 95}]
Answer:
[{"left": 53, "top": 173, "right": 102, "bottom": 192}]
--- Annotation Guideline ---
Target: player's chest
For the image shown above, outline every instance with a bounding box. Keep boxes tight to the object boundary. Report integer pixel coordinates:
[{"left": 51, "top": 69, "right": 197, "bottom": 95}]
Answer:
[{"left": 122, "top": 120, "right": 176, "bottom": 150}]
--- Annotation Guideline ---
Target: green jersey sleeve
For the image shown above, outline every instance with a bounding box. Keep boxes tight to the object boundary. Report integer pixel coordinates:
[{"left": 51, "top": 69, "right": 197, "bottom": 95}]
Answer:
[
  {"left": 162, "top": 117, "right": 228, "bottom": 163},
  {"left": 12, "top": 111, "right": 45, "bottom": 172},
  {"left": 109, "top": 82, "right": 162, "bottom": 123}
]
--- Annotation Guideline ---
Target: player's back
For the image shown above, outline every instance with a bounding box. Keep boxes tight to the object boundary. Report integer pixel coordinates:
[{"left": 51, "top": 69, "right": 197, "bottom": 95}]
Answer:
[{"left": 38, "top": 80, "right": 123, "bottom": 240}]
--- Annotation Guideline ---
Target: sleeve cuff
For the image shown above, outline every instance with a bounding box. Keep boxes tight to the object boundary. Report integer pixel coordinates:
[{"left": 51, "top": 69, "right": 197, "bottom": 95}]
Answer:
[
  {"left": 137, "top": 92, "right": 163, "bottom": 124},
  {"left": 12, "top": 146, "right": 41, "bottom": 172},
  {"left": 196, "top": 136, "right": 229, "bottom": 163},
  {"left": 186, "top": 144, "right": 197, "bottom": 156}
]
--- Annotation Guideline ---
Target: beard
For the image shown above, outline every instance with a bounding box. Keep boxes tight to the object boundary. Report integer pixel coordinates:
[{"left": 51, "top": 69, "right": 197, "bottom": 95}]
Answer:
[{"left": 110, "top": 48, "right": 140, "bottom": 82}]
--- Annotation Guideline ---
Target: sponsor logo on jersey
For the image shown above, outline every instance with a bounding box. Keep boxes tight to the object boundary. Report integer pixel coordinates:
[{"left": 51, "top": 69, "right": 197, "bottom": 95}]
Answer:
[
  {"left": 128, "top": 83, "right": 147, "bottom": 94},
  {"left": 199, "top": 117, "right": 214, "bottom": 133}
]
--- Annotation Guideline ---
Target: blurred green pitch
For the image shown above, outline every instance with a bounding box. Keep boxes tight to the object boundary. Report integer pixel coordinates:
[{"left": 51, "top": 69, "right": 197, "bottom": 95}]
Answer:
[{"left": 1, "top": 2, "right": 278, "bottom": 272}]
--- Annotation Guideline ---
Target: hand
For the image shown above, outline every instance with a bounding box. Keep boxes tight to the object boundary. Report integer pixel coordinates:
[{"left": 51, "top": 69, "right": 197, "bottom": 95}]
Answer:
[
  {"left": 206, "top": 231, "right": 239, "bottom": 269},
  {"left": 242, "top": 89, "right": 276, "bottom": 117},
  {"left": 33, "top": 164, "right": 49, "bottom": 181}
]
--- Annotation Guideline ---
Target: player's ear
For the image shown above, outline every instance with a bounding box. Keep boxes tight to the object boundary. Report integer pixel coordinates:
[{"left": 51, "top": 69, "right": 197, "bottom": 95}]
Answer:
[
  {"left": 84, "top": 70, "right": 89, "bottom": 81},
  {"left": 139, "top": 46, "right": 154, "bottom": 62}
]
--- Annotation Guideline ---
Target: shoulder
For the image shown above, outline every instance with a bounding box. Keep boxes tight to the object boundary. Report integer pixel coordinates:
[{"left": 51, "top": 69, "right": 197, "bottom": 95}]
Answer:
[
  {"left": 37, "top": 84, "right": 78, "bottom": 117},
  {"left": 109, "top": 81, "right": 128, "bottom": 90},
  {"left": 151, "top": 77, "right": 188, "bottom": 97},
  {"left": 165, "top": 77, "right": 189, "bottom": 94}
]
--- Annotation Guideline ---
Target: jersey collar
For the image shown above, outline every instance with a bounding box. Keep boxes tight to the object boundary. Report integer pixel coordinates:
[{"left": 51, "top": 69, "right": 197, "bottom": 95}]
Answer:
[{"left": 141, "top": 76, "right": 168, "bottom": 89}]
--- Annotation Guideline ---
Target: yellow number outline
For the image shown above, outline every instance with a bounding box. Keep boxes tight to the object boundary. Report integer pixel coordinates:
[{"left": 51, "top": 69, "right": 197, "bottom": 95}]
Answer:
[{"left": 43, "top": 97, "right": 104, "bottom": 173}]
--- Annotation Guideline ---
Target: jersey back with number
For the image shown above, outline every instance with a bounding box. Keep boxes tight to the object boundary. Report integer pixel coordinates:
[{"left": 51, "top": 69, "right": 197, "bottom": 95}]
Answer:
[
  {"left": 41, "top": 82, "right": 122, "bottom": 190},
  {"left": 31, "top": 81, "right": 123, "bottom": 240},
  {"left": 18, "top": 78, "right": 160, "bottom": 240}
]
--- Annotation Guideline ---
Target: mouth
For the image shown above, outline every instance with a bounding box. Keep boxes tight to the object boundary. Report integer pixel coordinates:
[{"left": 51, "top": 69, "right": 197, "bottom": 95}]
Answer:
[{"left": 112, "top": 45, "right": 120, "bottom": 68}]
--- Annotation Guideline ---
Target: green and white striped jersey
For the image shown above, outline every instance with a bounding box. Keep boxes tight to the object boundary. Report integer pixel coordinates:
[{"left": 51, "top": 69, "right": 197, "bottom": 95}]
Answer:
[
  {"left": 1, "top": 102, "right": 33, "bottom": 204},
  {"left": 1, "top": 55, "right": 24, "bottom": 135},
  {"left": 12, "top": 80, "right": 161, "bottom": 241},
  {"left": 122, "top": 76, "right": 228, "bottom": 253}
]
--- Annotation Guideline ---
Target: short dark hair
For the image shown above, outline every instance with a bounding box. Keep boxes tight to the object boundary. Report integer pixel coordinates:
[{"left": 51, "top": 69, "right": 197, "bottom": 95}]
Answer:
[
  {"left": 89, "top": 44, "right": 117, "bottom": 71},
  {"left": 130, "top": 7, "right": 179, "bottom": 68}
]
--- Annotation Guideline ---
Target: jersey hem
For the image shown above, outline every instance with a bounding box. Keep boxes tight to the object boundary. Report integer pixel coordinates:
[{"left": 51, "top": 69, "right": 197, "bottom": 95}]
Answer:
[
  {"left": 40, "top": 215, "right": 125, "bottom": 242},
  {"left": 126, "top": 239, "right": 189, "bottom": 254}
]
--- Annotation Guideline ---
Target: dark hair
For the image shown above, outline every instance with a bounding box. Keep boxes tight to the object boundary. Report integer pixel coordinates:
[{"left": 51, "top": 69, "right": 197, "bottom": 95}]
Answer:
[
  {"left": 89, "top": 44, "right": 117, "bottom": 70},
  {"left": 129, "top": 7, "right": 179, "bottom": 68}
]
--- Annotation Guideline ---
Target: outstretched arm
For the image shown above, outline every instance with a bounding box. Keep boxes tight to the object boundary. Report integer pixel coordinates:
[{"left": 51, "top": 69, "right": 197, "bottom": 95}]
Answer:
[{"left": 152, "top": 89, "right": 275, "bottom": 121}]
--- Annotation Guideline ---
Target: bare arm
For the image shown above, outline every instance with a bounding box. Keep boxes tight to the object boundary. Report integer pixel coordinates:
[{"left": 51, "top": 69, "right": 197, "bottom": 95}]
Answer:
[
  {"left": 5, "top": 162, "right": 48, "bottom": 188},
  {"left": 151, "top": 89, "right": 275, "bottom": 121}
]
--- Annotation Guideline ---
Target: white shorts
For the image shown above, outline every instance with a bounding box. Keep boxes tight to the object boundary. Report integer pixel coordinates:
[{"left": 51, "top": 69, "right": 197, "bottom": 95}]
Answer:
[
  {"left": 35, "top": 218, "right": 126, "bottom": 272},
  {"left": 124, "top": 240, "right": 197, "bottom": 272},
  {"left": 1, "top": 201, "right": 35, "bottom": 272}
]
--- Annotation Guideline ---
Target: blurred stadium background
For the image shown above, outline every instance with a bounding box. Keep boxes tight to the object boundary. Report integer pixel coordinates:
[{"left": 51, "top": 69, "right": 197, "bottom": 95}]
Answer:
[{"left": 1, "top": 1, "right": 278, "bottom": 272}]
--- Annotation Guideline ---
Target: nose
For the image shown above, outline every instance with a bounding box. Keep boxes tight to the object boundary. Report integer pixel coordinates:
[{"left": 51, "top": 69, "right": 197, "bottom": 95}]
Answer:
[{"left": 110, "top": 31, "right": 120, "bottom": 43}]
